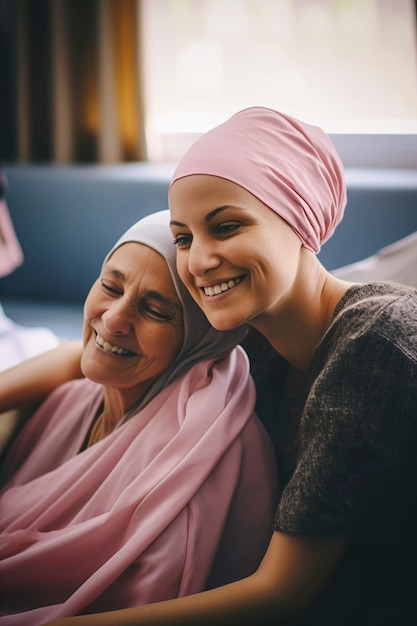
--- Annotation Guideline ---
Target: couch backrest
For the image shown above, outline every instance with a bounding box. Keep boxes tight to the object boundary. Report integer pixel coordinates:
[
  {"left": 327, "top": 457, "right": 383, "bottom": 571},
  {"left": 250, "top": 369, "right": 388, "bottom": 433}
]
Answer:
[{"left": 1, "top": 164, "right": 417, "bottom": 305}]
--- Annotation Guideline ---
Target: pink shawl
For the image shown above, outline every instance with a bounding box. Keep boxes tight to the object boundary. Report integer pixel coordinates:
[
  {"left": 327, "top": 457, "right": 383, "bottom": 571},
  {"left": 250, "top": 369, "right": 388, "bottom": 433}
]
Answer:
[{"left": 0, "top": 351, "right": 276, "bottom": 624}]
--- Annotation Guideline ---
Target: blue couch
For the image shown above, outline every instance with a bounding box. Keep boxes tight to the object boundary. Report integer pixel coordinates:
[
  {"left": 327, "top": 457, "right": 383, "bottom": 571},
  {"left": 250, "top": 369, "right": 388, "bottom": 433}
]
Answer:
[{"left": 1, "top": 164, "right": 417, "bottom": 340}]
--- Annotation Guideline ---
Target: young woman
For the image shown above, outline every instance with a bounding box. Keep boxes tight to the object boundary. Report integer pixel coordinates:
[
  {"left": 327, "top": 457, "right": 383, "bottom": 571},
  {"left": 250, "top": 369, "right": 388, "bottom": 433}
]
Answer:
[
  {"left": 0, "top": 210, "right": 277, "bottom": 625},
  {"left": 5, "top": 108, "right": 416, "bottom": 626},
  {"left": 166, "top": 108, "right": 417, "bottom": 625}
]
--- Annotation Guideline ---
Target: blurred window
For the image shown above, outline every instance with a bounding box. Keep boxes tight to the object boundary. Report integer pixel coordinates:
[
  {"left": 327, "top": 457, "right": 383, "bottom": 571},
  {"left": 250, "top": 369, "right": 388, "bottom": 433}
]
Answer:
[{"left": 141, "top": 0, "right": 417, "bottom": 167}]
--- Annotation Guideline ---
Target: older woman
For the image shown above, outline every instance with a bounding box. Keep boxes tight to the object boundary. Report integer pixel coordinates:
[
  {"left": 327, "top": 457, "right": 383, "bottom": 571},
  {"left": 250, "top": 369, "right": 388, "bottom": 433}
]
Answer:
[{"left": 0, "top": 210, "right": 277, "bottom": 625}]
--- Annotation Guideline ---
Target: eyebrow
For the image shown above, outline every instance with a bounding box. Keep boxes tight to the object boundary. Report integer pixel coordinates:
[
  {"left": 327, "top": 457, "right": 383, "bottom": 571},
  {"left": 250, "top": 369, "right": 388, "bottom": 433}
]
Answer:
[
  {"left": 106, "top": 267, "right": 125, "bottom": 280},
  {"left": 170, "top": 205, "right": 233, "bottom": 228}
]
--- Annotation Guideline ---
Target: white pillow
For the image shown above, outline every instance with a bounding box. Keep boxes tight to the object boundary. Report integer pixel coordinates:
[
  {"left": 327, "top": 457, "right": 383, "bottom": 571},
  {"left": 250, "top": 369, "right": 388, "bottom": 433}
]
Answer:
[{"left": 332, "top": 231, "right": 417, "bottom": 288}]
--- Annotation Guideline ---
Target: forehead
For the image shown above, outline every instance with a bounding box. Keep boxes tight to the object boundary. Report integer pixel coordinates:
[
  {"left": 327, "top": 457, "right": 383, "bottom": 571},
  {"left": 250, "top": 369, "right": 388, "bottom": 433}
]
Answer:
[
  {"left": 169, "top": 175, "right": 257, "bottom": 213},
  {"left": 105, "top": 242, "right": 179, "bottom": 299},
  {"left": 169, "top": 175, "right": 277, "bottom": 229}
]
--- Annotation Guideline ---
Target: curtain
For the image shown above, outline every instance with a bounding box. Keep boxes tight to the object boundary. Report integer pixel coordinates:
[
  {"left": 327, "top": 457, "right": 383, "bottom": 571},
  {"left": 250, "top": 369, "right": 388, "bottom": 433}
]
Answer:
[{"left": 0, "top": 0, "right": 146, "bottom": 163}]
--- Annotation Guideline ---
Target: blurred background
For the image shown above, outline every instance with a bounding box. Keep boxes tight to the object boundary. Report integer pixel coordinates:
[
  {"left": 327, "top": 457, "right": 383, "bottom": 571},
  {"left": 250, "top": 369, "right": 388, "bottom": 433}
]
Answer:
[{"left": 1, "top": 0, "right": 416, "bottom": 167}]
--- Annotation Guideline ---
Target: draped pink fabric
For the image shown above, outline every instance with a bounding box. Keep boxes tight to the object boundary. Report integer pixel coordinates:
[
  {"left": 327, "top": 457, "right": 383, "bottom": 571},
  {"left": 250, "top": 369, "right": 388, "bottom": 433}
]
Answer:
[
  {"left": 0, "top": 347, "right": 277, "bottom": 625},
  {"left": 170, "top": 107, "right": 347, "bottom": 253}
]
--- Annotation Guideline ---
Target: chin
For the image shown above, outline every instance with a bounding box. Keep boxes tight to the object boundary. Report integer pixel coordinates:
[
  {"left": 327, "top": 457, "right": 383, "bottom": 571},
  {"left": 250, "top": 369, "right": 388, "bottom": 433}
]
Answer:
[
  {"left": 205, "top": 313, "right": 244, "bottom": 333},
  {"left": 80, "top": 352, "right": 101, "bottom": 383}
]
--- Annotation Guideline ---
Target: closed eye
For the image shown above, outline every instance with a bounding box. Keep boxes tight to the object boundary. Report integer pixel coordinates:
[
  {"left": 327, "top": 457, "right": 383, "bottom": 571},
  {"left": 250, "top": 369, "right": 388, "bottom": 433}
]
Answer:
[
  {"left": 101, "top": 280, "right": 121, "bottom": 295},
  {"left": 140, "top": 293, "right": 182, "bottom": 323},
  {"left": 141, "top": 303, "right": 171, "bottom": 320}
]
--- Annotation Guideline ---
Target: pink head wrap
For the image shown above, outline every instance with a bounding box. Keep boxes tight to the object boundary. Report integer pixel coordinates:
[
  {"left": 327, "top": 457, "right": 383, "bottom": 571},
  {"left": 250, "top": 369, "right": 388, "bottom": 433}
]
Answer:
[{"left": 170, "top": 107, "right": 347, "bottom": 253}]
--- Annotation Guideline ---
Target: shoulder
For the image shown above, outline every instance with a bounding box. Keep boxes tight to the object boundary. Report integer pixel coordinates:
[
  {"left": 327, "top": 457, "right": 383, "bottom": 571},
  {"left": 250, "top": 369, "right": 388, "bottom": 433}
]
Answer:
[
  {"left": 327, "top": 282, "right": 417, "bottom": 364},
  {"left": 46, "top": 377, "right": 98, "bottom": 403},
  {"left": 309, "top": 282, "right": 417, "bottom": 435},
  {"left": 333, "top": 281, "right": 417, "bottom": 321},
  {"left": 35, "top": 378, "right": 101, "bottom": 421},
  {"left": 178, "top": 344, "right": 254, "bottom": 396}
]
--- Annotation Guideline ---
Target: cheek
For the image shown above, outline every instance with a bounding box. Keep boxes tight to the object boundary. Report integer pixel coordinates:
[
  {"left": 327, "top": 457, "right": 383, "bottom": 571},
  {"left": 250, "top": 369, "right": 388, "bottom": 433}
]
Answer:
[
  {"left": 162, "top": 328, "right": 183, "bottom": 366},
  {"left": 84, "top": 281, "right": 100, "bottom": 316},
  {"left": 176, "top": 255, "right": 192, "bottom": 285},
  {"left": 82, "top": 319, "right": 92, "bottom": 348},
  {"left": 84, "top": 281, "right": 109, "bottom": 326},
  {"left": 138, "top": 323, "right": 183, "bottom": 362},
  {"left": 168, "top": 326, "right": 182, "bottom": 352},
  {"left": 82, "top": 292, "right": 96, "bottom": 346}
]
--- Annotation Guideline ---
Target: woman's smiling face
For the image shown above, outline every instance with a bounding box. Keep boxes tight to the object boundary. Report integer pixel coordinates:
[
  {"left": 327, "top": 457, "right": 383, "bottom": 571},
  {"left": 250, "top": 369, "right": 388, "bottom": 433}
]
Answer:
[
  {"left": 82, "top": 242, "right": 184, "bottom": 409},
  {"left": 169, "top": 174, "right": 302, "bottom": 332}
]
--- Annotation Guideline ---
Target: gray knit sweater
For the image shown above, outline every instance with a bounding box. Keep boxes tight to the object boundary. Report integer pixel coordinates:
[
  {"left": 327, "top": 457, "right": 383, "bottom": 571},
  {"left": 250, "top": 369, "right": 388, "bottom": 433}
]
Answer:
[{"left": 273, "top": 282, "right": 417, "bottom": 626}]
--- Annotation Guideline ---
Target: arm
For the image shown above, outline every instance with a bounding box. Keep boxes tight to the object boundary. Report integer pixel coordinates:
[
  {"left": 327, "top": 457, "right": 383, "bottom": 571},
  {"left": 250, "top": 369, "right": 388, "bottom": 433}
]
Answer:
[
  {"left": 0, "top": 340, "right": 83, "bottom": 413},
  {"left": 43, "top": 531, "right": 347, "bottom": 626}
]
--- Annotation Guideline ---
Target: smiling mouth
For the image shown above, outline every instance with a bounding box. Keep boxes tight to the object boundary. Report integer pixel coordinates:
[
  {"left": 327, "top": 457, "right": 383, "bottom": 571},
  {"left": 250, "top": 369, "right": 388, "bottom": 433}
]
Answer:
[
  {"left": 202, "top": 277, "right": 241, "bottom": 297},
  {"left": 95, "top": 333, "right": 136, "bottom": 357}
]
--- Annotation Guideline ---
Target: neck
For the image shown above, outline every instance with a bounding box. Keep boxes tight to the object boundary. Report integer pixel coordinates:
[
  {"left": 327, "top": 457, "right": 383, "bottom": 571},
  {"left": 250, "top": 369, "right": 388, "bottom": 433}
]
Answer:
[
  {"left": 251, "top": 252, "right": 353, "bottom": 371},
  {"left": 85, "top": 385, "right": 148, "bottom": 448}
]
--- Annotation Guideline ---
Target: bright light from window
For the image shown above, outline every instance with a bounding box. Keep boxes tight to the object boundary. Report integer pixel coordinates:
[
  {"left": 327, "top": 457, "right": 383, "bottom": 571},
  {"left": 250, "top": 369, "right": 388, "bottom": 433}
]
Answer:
[{"left": 141, "top": 0, "right": 417, "bottom": 164}]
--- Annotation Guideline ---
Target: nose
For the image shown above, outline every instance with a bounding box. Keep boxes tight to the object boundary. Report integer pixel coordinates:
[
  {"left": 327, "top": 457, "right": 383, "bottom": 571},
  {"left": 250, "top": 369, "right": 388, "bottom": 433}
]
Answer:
[
  {"left": 187, "top": 237, "right": 221, "bottom": 276},
  {"left": 102, "top": 298, "right": 134, "bottom": 335}
]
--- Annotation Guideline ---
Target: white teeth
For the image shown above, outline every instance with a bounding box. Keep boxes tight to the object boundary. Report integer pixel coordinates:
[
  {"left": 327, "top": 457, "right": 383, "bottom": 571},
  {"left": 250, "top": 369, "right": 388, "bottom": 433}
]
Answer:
[
  {"left": 95, "top": 334, "right": 132, "bottom": 356},
  {"left": 203, "top": 277, "right": 240, "bottom": 297}
]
